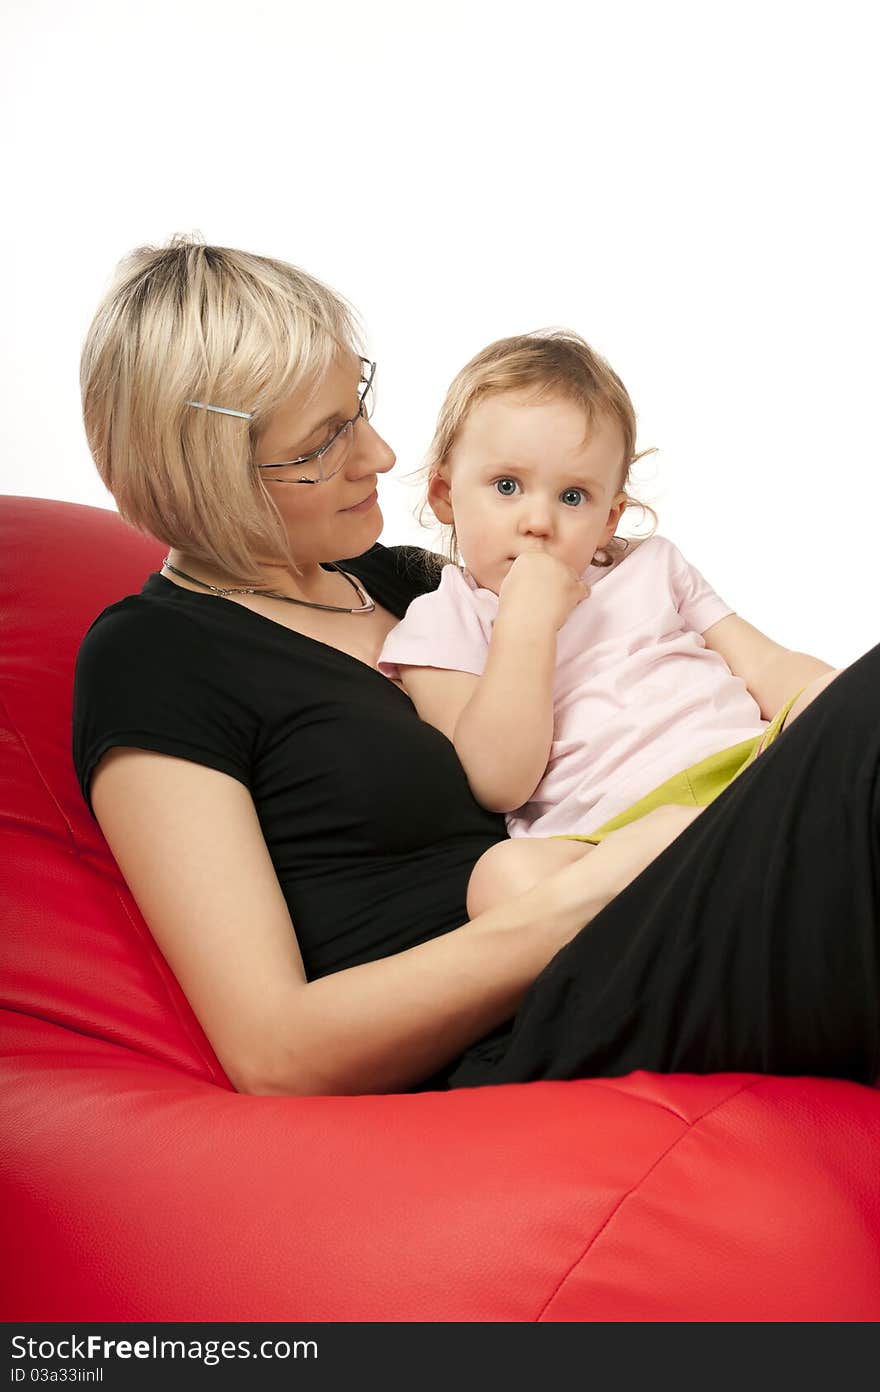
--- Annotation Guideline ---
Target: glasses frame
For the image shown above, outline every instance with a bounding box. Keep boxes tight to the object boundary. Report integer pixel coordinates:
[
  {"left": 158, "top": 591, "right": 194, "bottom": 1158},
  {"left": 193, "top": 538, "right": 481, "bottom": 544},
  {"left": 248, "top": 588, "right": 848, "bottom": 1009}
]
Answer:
[{"left": 256, "top": 358, "right": 377, "bottom": 485}]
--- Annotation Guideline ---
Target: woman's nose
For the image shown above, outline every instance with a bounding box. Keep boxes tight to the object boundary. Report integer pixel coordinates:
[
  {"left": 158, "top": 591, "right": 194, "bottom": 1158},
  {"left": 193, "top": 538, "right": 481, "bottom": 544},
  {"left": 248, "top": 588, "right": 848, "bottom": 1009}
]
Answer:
[{"left": 350, "top": 420, "right": 396, "bottom": 476}]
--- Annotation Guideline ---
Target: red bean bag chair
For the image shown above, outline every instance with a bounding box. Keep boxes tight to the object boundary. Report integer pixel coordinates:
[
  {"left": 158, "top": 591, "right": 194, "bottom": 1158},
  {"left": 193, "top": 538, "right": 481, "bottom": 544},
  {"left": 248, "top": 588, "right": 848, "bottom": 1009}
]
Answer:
[{"left": 1, "top": 494, "right": 878, "bottom": 1322}]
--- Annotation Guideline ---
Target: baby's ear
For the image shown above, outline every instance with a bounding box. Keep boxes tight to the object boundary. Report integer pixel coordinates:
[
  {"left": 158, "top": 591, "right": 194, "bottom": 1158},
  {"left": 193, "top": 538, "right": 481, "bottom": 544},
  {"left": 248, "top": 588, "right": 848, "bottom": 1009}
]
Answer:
[
  {"left": 427, "top": 464, "right": 455, "bottom": 525},
  {"left": 603, "top": 490, "right": 628, "bottom": 538}
]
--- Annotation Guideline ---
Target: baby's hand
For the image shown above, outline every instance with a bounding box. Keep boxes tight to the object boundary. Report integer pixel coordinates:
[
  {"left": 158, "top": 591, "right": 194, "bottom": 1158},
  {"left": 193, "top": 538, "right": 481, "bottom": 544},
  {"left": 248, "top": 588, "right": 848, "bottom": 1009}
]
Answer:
[{"left": 498, "top": 550, "right": 589, "bottom": 633}]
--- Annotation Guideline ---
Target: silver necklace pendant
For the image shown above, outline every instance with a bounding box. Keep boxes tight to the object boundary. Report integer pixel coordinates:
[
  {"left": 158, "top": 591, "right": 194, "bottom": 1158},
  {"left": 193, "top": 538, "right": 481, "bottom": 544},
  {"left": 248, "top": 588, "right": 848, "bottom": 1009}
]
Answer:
[{"left": 161, "top": 557, "right": 374, "bottom": 614}]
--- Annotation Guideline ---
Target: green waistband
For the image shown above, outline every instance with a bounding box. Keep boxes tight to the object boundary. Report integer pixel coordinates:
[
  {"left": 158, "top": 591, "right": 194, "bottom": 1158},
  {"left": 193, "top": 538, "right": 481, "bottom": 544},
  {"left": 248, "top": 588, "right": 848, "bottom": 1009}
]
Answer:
[{"left": 557, "top": 688, "right": 803, "bottom": 845}]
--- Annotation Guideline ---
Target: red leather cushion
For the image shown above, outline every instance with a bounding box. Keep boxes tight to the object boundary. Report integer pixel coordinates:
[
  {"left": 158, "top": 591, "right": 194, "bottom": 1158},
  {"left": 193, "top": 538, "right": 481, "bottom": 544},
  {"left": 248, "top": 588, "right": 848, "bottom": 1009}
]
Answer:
[
  {"left": 0, "top": 497, "right": 226, "bottom": 1081},
  {"left": 2, "top": 494, "right": 879, "bottom": 1321}
]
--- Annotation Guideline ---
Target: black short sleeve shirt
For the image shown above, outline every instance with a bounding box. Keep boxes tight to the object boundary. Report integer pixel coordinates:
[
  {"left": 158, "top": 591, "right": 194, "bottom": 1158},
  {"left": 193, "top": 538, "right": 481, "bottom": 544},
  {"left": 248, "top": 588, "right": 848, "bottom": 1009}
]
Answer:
[{"left": 73, "top": 544, "right": 507, "bottom": 981}]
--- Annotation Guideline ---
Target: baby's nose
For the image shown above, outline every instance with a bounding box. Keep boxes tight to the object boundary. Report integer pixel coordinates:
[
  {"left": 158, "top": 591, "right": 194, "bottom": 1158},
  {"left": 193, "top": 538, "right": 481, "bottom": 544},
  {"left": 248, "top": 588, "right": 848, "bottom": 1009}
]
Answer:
[{"left": 518, "top": 503, "right": 553, "bottom": 536}]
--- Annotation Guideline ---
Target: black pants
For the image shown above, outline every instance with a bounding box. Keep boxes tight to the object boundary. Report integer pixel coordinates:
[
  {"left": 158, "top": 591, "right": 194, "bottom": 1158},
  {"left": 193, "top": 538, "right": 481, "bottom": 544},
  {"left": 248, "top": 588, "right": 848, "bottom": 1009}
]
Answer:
[{"left": 441, "top": 639, "right": 880, "bottom": 1090}]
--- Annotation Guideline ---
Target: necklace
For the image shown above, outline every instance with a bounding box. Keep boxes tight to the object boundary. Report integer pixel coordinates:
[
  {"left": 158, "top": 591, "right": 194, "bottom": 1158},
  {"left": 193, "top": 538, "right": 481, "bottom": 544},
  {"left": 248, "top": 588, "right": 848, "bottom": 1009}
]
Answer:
[{"left": 161, "top": 556, "right": 375, "bottom": 614}]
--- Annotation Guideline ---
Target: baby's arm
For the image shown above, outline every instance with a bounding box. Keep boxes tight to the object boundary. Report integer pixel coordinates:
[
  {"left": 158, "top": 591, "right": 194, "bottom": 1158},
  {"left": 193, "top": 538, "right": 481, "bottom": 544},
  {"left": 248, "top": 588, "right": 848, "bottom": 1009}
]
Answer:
[
  {"left": 702, "top": 614, "right": 835, "bottom": 719},
  {"left": 665, "top": 542, "right": 835, "bottom": 720},
  {"left": 401, "top": 552, "right": 589, "bottom": 813},
  {"left": 401, "top": 619, "right": 556, "bottom": 812}
]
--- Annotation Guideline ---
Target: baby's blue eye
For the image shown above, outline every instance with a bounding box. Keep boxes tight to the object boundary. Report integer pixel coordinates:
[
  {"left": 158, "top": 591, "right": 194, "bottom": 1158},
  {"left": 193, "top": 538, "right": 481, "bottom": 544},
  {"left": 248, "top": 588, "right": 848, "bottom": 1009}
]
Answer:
[
  {"left": 494, "top": 478, "right": 519, "bottom": 496},
  {"left": 560, "top": 488, "right": 588, "bottom": 507}
]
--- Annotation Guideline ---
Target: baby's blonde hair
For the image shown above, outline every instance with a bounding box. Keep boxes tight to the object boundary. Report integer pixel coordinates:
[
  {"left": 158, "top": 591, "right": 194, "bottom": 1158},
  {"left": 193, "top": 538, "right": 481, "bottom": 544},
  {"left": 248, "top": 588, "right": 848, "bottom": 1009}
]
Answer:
[
  {"left": 421, "top": 329, "right": 657, "bottom": 566},
  {"left": 80, "top": 233, "right": 363, "bottom": 582}
]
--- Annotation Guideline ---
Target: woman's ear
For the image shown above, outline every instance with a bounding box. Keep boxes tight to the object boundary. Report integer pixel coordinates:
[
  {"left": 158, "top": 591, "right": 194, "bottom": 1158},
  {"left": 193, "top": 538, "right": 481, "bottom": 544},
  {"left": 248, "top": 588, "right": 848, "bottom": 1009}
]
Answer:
[{"left": 427, "top": 464, "right": 454, "bottom": 525}]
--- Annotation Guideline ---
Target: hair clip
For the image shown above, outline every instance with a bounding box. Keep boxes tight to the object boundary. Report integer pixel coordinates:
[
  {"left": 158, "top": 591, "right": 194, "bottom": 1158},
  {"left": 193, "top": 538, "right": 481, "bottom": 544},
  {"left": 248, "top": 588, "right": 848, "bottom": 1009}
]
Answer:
[{"left": 185, "top": 400, "right": 254, "bottom": 420}]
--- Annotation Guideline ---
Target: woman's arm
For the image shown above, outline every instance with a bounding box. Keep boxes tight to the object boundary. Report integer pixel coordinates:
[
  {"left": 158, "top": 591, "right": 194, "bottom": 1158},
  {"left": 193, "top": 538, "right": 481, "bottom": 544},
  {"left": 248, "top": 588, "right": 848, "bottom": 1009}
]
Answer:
[
  {"left": 702, "top": 614, "right": 835, "bottom": 719},
  {"left": 91, "top": 748, "right": 686, "bottom": 1097}
]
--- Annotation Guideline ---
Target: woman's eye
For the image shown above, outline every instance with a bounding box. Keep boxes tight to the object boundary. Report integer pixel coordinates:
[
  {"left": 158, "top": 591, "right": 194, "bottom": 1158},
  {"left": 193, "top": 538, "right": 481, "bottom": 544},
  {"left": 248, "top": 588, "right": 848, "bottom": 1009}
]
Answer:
[
  {"left": 493, "top": 478, "right": 519, "bottom": 497},
  {"left": 560, "top": 488, "right": 588, "bottom": 507},
  {"left": 321, "top": 422, "right": 349, "bottom": 452}
]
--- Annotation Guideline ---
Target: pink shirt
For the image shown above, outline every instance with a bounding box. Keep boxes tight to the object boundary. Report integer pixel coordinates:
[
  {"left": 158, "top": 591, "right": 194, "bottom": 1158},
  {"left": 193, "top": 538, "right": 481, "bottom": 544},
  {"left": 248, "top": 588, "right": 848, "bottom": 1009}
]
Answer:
[{"left": 378, "top": 536, "right": 768, "bottom": 838}]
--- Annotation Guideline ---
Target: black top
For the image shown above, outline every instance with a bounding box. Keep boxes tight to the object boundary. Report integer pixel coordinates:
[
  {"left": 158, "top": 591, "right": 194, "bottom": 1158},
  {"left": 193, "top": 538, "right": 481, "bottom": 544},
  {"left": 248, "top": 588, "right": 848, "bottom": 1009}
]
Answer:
[{"left": 72, "top": 543, "right": 507, "bottom": 984}]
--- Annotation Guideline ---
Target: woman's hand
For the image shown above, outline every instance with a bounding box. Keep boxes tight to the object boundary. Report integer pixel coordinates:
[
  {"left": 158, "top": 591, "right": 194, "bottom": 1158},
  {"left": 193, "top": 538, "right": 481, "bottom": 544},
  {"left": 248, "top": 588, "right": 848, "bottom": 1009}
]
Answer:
[
  {"left": 546, "top": 805, "right": 704, "bottom": 945},
  {"left": 597, "top": 805, "right": 704, "bottom": 887}
]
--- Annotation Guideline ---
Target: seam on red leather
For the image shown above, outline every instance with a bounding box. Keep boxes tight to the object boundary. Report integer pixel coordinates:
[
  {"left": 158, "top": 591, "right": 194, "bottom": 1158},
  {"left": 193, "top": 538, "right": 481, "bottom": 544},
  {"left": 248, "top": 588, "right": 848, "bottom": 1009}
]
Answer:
[
  {"left": 0, "top": 691, "right": 77, "bottom": 848},
  {"left": 0, "top": 1003, "right": 227, "bottom": 1086},
  {"left": 573, "top": 1077, "right": 692, "bottom": 1122},
  {"left": 109, "top": 881, "right": 230, "bottom": 1085},
  {"left": 0, "top": 691, "right": 228, "bottom": 1088},
  {"left": 536, "top": 1077, "right": 760, "bottom": 1320}
]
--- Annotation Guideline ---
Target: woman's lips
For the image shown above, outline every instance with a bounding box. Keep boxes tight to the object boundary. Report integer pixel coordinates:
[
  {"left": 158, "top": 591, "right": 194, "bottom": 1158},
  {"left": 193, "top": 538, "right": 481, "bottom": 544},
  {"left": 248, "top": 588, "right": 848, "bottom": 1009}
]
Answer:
[{"left": 341, "top": 488, "right": 378, "bottom": 514}]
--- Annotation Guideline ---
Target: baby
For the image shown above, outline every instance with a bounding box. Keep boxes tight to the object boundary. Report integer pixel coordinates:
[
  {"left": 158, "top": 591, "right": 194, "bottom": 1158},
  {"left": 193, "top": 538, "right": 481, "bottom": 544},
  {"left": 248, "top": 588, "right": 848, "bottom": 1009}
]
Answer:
[{"left": 378, "top": 331, "right": 832, "bottom": 916}]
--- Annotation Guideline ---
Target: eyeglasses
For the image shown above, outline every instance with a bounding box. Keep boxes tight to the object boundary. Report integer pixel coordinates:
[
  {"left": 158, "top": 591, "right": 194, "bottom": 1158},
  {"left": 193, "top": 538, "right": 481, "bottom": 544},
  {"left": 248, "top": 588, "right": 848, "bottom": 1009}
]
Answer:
[
  {"left": 256, "top": 358, "right": 377, "bottom": 485},
  {"left": 185, "top": 359, "right": 377, "bottom": 485}
]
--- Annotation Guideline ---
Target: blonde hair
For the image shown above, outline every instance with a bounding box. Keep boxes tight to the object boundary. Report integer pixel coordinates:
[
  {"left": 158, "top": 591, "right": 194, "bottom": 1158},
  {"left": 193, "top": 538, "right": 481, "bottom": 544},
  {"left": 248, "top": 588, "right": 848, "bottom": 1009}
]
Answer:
[
  {"left": 421, "top": 329, "right": 658, "bottom": 567},
  {"left": 80, "top": 233, "right": 363, "bottom": 582}
]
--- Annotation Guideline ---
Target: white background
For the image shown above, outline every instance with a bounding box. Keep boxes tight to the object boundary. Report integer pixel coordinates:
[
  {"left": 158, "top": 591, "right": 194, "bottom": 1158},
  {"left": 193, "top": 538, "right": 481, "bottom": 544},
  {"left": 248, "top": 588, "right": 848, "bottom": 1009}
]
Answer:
[{"left": 2, "top": 0, "right": 877, "bottom": 665}]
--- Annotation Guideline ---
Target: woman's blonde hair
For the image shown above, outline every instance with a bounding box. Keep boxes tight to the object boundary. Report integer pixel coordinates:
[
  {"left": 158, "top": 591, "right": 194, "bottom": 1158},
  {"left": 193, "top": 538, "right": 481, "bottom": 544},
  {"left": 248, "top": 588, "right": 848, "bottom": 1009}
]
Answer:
[
  {"left": 421, "top": 329, "right": 658, "bottom": 567},
  {"left": 80, "top": 233, "right": 363, "bottom": 582}
]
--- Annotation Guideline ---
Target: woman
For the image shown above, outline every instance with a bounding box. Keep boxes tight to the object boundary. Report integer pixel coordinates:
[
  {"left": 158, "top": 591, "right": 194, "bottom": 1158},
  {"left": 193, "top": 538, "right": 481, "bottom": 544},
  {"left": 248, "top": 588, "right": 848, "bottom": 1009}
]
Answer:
[{"left": 74, "top": 236, "right": 880, "bottom": 1096}]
